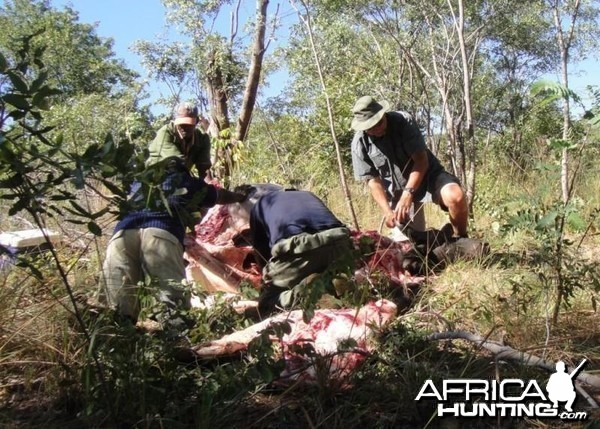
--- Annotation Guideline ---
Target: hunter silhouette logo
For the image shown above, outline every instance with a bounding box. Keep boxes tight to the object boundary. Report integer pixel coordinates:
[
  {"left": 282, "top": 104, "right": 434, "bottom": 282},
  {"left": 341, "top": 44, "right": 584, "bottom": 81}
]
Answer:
[
  {"left": 546, "top": 359, "right": 587, "bottom": 412},
  {"left": 415, "top": 359, "right": 588, "bottom": 420}
]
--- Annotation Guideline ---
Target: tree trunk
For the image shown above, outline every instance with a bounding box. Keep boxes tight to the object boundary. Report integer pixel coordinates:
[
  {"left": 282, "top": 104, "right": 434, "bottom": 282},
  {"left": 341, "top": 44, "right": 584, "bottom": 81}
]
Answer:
[
  {"left": 207, "top": 1, "right": 270, "bottom": 184},
  {"left": 455, "top": 0, "right": 476, "bottom": 208},
  {"left": 207, "top": 48, "right": 232, "bottom": 182},
  {"left": 293, "top": 0, "right": 360, "bottom": 230},
  {"left": 207, "top": 50, "right": 231, "bottom": 132},
  {"left": 235, "top": 0, "right": 269, "bottom": 143},
  {"left": 560, "top": 60, "right": 570, "bottom": 203},
  {"left": 454, "top": 121, "right": 467, "bottom": 186},
  {"left": 551, "top": 0, "right": 581, "bottom": 203}
]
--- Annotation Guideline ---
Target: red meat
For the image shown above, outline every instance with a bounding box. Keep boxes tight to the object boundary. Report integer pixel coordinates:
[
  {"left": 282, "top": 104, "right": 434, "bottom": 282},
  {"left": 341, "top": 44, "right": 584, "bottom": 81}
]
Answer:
[
  {"left": 184, "top": 185, "right": 425, "bottom": 294},
  {"left": 193, "top": 299, "right": 398, "bottom": 383}
]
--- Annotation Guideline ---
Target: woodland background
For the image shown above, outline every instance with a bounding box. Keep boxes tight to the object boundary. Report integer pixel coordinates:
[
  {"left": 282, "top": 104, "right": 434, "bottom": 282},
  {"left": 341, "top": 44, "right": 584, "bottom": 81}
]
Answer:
[{"left": 1, "top": 0, "right": 600, "bottom": 427}]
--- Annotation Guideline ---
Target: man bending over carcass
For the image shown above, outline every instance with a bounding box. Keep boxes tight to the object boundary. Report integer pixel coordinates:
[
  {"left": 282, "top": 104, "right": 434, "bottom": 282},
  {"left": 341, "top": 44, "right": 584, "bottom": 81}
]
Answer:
[{"left": 249, "top": 190, "right": 355, "bottom": 315}]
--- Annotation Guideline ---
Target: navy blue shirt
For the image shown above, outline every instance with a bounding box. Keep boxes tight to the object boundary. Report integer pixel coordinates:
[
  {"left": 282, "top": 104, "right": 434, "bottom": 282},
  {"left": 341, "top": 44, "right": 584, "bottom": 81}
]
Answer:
[
  {"left": 113, "top": 169, "right": 218, "bottom": 243},
  {"left": 250, "top": 190, "right": 345, "bottom": 262}
]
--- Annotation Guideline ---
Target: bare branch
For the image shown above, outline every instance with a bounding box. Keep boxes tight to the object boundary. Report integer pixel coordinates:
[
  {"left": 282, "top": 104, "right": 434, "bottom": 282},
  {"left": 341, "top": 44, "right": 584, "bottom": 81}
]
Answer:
[{"left": 429, "top": 330, "right": 600, "bottom": 391}]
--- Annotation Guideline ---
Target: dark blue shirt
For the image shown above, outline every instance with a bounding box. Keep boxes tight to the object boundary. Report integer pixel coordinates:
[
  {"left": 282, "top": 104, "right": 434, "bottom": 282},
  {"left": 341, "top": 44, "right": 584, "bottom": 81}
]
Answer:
[
  {"left": 113, "top": 169, "right": 218, "bottom": 243},
  {"left": 250, "top": 190, "right": 345, "bottom": 262}
]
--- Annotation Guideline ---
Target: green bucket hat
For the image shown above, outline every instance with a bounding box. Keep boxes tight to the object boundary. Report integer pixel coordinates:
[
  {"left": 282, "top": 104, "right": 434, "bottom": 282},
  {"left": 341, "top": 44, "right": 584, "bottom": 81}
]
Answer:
[{"left": 351, "top": 96, "right": 390, "bottom": 131}]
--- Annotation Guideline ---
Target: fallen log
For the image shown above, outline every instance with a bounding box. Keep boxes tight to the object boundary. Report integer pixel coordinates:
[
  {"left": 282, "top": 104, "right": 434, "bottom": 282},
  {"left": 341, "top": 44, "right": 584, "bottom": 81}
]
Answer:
[{"left": 429, "top": 330, "right": 600, "bottom": 407}]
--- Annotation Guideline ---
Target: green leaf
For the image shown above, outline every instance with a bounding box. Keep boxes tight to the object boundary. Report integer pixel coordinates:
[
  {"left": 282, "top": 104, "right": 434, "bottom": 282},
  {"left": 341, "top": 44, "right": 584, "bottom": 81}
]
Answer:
[
  {"left": 28, "top": 125, "right": 55, "bottom": 136},
  {"left": 68, "top": 200, "right": 93, "bottom": 217},
  {"left": 16, "top": 259, "right": 43, "bottom": 280},
  {"left": 0, "top": 52, "right": 7, "bottom": 73},
  {"left": 257, "top": 365, "right": 273, "bottom": 383},
  {"left": 91, "top": 206, "right": 110, "bottom": 220},
  {"left": 102, "top": 134, "right": 115, "bottom": 155},
  {"left": 7, "top": 70, "right": 29, "bottom": 93},
  {"left": 100, "top": 165, "right": 117, "bottom": 176},
  {"left": 87, "top": 221, "right": 102, "bottom": 236},
  {"left": 37, "top": 85, "right": 62, "bottom": 97},
  {"left": 8, "top": 198, "right": 28, "bottom": 216},
  {"left": 30, "top": 70, "right": 48, "bottom": 92},
  {"left": 530, "top": 80, "right": 581, "bottom": 105},
  {"left": 2, "top": 93, "right": 30, "bottom": 110},
  {"left": 30, "top": 110, "right": 42, "bottom": 121},
  {"left": 72, "top": 167, "right": 85, "bottom": 189},
  {"left": 0, "top": 174, "right": 24, "bottom": 188},
  {"left": 100, "top": 179, "right": 127, "bottom": 197},
  {"left": 586, "top": 108, "right": 600, "bottom": 127},
  {"left": 8, "top": 110, "right": 26, "bottom": 121},
  {"left": 548, "top": 138, "right": 575, "bottom": 151},
  {"left": 566, "top": 212, "right": 586, "bottom": 232},
  {"left": 31, "top": 92, "right": 50, "bottom": 110},
  {"left": 82, "top": 144, "right": 100, "bottom": 159},
  {"left": 49, "top": 194, "right": 73, "bottom": 201},
  {"left": 302, "top": 308, "right": 315, "bottom": 324},
  {"left": 65, "top": 219, "right": 88, "bottom": 225},
  {"left": 536, "top": 211, "right": 559, "bottom": 230}
]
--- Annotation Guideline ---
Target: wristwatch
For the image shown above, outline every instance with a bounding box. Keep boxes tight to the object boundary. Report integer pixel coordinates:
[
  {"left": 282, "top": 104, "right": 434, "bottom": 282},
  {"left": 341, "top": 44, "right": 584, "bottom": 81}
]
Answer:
[{"left": 404, "top": 187, "right": 416, "bottom": 195}]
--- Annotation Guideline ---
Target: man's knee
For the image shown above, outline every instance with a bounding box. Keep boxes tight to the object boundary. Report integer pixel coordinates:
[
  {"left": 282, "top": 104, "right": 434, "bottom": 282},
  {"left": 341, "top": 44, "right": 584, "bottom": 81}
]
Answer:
[{"left": 440, "top": 183, "right": 467, "bottom": 212}]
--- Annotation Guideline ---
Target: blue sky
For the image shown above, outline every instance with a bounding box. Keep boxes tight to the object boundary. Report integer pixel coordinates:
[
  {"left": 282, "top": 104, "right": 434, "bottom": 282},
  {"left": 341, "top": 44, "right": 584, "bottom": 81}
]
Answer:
[
  {"left": 53, "top": 0, "right": 184, "bottom": 115},
  {"left": 54, "top": 0, "right": 172, "bottom": 75},
  {"left": 51, "top": 0, "right": 599, "bottom": 115},
  {"left": 52, "top": 0, "right": 293, "bottom": 115}
]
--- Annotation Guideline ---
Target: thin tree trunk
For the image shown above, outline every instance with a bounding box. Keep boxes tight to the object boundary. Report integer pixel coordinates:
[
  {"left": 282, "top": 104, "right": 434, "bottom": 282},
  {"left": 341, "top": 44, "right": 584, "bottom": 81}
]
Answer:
[
  {"left": 292, "top": 0, "right": 360, "bottom": 230},
  {"left": 207, "top": 50, "right": 231, "bottom": 132},
  {"left": 207, "top": 48, "right": 232, "bottom": 181},
  {"left": 235, "top": 0, "right": 268, "bottom": 143},
  {"left": 559, "top": 26, "right": 571, "bottom": 204},
  {"left": 551, "top": 0, "right": 581, "bottom": 203},
  {"left": 452, "top": 0, "right": 476, "bottom": 208}
]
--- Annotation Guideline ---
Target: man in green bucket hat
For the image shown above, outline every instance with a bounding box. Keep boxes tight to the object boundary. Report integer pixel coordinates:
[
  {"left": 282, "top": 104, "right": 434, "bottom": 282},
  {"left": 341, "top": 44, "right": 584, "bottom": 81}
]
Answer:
[{"left": 350, "top": 95, "right": 468, "bottom": 237}]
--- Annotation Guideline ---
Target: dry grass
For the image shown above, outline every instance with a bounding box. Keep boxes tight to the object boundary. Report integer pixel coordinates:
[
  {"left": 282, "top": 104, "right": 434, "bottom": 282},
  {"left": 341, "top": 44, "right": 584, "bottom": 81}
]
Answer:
[
  {"left": 418, "top": 259, "right": 600, "bottom": 350},
  {"left": 327, "top": 181, "right": 452, "bottom": 234}
]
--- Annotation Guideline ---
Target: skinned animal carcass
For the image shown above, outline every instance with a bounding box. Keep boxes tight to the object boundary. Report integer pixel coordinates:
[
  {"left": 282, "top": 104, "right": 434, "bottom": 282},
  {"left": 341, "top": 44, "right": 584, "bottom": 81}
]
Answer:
[
  {"left": 184, "top": 184, "right": 488, "bottom": 297},
  {"left": 184, "top": 184, "right": 284, "bottom": 293},
  {"left": 351, "top": 230, "right": 420, "bottom": 287},
  {"left": 193, "top": 299, "right": 398, "bottom": 382},
  {"left": 185, "top": 184, "right": 488, "bottom": 382}
]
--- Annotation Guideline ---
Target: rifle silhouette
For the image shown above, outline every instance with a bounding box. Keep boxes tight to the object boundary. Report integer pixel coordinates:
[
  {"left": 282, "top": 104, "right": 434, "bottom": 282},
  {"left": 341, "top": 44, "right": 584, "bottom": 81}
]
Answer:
[{"left": 569, "top": 359, "right": 588, "bottom": 379}]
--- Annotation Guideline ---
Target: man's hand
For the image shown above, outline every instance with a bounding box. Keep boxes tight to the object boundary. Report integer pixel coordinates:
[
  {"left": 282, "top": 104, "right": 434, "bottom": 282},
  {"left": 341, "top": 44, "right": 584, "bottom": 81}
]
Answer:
[
  {"left": 393, "top": 191, "right": 413, "bottom": 225},
  {"left": 384, "top": 211, "right": 396, "bottom": 228}
]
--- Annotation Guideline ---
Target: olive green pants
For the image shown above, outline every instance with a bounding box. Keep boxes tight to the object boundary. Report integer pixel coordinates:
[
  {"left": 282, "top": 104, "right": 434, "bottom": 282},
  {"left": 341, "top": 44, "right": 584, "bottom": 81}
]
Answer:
[{"left": 259, "top": 227, "right": 353, "bottom": 313}]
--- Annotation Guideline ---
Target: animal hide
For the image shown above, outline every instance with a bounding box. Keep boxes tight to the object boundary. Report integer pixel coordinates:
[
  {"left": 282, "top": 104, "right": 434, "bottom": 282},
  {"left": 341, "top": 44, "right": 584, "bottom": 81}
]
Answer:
[{"left": 193, "top": 299, "right": 398, "bottom": 382}]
